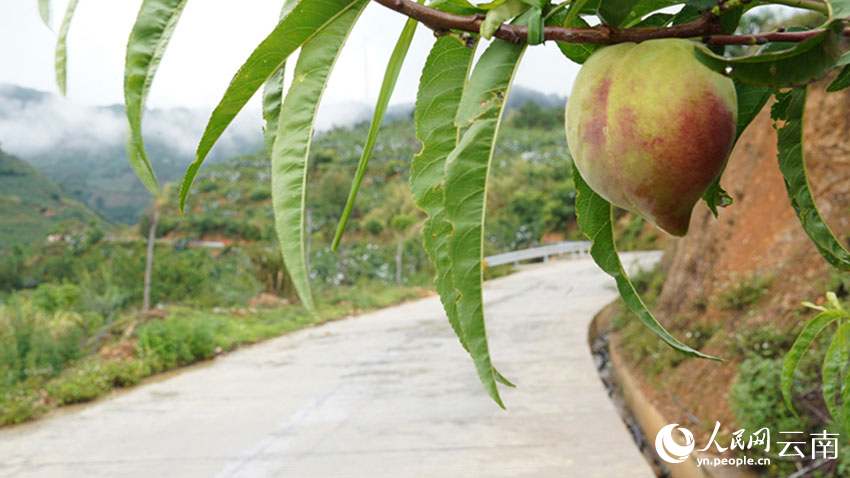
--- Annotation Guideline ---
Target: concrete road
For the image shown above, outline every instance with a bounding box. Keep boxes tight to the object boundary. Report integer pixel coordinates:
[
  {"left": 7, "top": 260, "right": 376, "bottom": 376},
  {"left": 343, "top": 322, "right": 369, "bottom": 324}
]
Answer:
[{"left": 0, "top": 253, "right": 660, "bottom": 478}]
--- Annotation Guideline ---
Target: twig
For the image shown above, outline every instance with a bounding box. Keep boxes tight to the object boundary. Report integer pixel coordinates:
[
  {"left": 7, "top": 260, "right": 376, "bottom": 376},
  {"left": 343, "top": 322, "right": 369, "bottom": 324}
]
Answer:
[
  {"left": 372, "top": 0, "right": 848, "bottom": 46},
  {"left": 373, "top": 0, "right": 722, "bottom": 45},
  {"left": 706, "top": 27, "right": 850, "bottom": 45}
]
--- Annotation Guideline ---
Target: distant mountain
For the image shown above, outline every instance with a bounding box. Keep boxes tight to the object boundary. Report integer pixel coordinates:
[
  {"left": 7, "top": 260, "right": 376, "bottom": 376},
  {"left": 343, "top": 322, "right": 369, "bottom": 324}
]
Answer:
[
  {"left": 0, "top": 149, "right": 106, "bottom": 250},
  {"left": 0, "top": 84, "right": 265, "bottom": 224},
  {"left": 505, "top": 86, "right": 566, "bottom": 111},
  {"left": 0, "top": 83, "right": 564, "bottom": 224},
  {"left": 348, "top": 86, "right": 566, "bottom": 125}
]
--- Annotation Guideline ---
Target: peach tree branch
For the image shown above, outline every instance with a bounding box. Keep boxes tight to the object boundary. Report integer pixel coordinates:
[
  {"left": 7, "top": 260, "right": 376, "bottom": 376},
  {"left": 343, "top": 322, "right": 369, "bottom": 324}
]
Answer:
[{"left": 372, "top": 0, "right": 847, "bottom": 46}]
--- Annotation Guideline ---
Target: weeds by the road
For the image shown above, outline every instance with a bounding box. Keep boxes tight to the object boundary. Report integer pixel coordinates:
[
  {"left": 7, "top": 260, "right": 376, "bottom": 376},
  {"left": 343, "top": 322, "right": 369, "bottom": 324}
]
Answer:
[{"left": 0, "top": 282, "right": 425, "bottom": 426}]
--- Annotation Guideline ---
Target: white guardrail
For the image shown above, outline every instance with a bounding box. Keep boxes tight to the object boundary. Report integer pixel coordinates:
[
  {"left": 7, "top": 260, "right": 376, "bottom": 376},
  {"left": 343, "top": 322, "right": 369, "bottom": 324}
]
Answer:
[{"left": 484, "top": 241, "right": 592, "bottom": 267}]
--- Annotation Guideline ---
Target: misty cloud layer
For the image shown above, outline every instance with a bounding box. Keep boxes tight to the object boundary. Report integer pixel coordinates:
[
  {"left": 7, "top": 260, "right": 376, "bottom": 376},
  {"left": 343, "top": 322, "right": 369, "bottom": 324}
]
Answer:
[{"left": 0, "top": 83, "right": 388, "bottom": 161}]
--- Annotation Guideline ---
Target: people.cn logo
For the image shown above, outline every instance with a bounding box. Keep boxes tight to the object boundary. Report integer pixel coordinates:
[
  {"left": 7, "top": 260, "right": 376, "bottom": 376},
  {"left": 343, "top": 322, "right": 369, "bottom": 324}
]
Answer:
[{"left": 655, "top": 424, "right": 696, "bottom": 464}]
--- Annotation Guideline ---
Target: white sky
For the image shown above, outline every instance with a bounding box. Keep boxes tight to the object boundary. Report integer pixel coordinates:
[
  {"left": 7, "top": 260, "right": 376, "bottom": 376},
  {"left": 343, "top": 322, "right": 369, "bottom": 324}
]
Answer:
[{"left": 0, "top": 0, "right": 580, "bottom": 110}]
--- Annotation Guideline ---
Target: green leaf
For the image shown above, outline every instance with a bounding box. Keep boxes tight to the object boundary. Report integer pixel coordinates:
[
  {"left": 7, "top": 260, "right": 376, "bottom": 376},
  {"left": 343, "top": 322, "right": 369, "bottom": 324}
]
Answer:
[
  {"left": 429, "top": 0, "right": 484, "bottom": 15},
  {"left": 702, "top": 83, "right": 773, "bottom": 216},
  {"left": 55, "top": 0, "right": 80, "bottom": 96},
  {"left": 573, "top": 163, "right": 720, "bottom": 360},
  {"left": 407, "top": 34, "right": 516, "bottom": 390},
  {"left": 124, "top": 0, "right": 189, "bottom": 194},
  {"left": 827, "top": 65, "right": 850, "bottom": 92},
  {"left": 822, "top": 321, "right": 850, "bottom": 425},
  {"left": 670, "top": 4, "right": 699, "bottom": 25},
  {"left": 262, "top": 66, "right": 286, "bottom": 154},
  {"left": 526, "top": 6, "right": 544, "bottom": 45},
  {"left": 782, "top": 309, "right": 845, "bottom": 416},
  {"left": 262, "top": 0, "right": 300, "bottom": 154},
  {"left": 772, "top": 87, "right": 850, "bottom": 270},
  {"left": 480, "top": 0, "right": 527, "bottom": 39},
  {"left": 827, "top": 0, "right": 850, "bottom": 20},
  {"left": 620, "top": 0, "right": 683, "bottom": 27},
  {"left": 631, "top": 12, "right": 674, "bottom": 27},
  {"left": 597, "top": 0, "right": 640, "bottom": 26},
  {"left": 563, "top": 0, "right": 590, "bottom": 26},
  {"left": 271, "top": 0, "right": 368, "bottom": 313},
  {"left": 39, "top": 0, "right": 52, "bottom": 28},
  {"left": 444, "top": 37, "right": 526, "bottom": 407},
  {"left": 181, "top": 0, "right": 365, "bottom": 211},
  {"left": 694, "top": 22, "right": 844, "bottom": 87},
  {"left": 410, "top": 35, "right": 474, "bottom": 360},
  {"left": 332, "top": 8, "right": 421, "bottom": 250},
  {"left": 550, "top": 6, "right": 596, "bottom": 64}
]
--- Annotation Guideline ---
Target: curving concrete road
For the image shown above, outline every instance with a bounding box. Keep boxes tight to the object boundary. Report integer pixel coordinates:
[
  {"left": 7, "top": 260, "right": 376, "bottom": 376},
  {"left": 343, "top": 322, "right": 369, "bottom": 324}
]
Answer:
[{"left": 0, "top": 253, "right": 659, "bottom": 478}]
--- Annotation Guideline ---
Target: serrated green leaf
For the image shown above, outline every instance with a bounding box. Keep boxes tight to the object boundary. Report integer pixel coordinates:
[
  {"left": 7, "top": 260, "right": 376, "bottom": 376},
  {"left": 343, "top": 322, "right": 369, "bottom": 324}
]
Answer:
[
  {"left": 124, "top": 0, "right": 189, "bottom": 194},
  {"left": 262, "top": 0, "right": 300, "bottom": 154},
  {"left": 702, "top": 83, "right": 773, "bottom": 216},
  {"left": 410, "top": 34, "right": 474, "bottom": 356},
  {"left": 822, "top": 321, "right": 850, "bottom": 425},
  {"left": 181, "top": 0, "right": 365, "bottom": 211},
  {"left": 772, "top": 87, "right": 850, "bottom": 270},
  {"left": 262, "top": 67, "right": 286, "bottom": 154},
  {"left": 408, "top": 34, "right": 515, "bottom": 390},
  {"left": 827, "top": 65, "right": 850, "bottom": 92},
  {"left": 55, "top": 0, "right": 80, "bottom": 96},
  {"left": 39, "top": 0, "right": 52, "bottom": 28},
  {"left": 782, "top": 309, "right": 845, "bottom": 416},
  {"left": 271, "top": 0, "right": 368, "bottom": 313},
  {"left": 694, "top": 22, "right": 843, "bottom": 87},
  {"left": 444, "top": 38, "right": 526, "bottom": 407},
  {"left": 480, "top": 0, "right": 527, "bottom": 39},
  {"left": 573, "top": 163, "right": 720, "bottom": 361},
  {"left": 332, "top": 7, "right": 422, "bottom": 250}
]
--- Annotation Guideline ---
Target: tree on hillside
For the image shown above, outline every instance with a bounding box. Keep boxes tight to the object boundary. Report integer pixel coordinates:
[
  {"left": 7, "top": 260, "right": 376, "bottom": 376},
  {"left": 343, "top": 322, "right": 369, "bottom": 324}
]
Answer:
[{"left": 33, "top": 0, "right": 850, "bottom": 416}]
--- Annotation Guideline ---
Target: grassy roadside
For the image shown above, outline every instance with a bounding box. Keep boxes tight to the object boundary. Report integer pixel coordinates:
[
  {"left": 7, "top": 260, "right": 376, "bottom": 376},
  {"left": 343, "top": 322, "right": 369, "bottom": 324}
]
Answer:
[{"left": 0, "top": 282, "right": 427, "bottom": 427}]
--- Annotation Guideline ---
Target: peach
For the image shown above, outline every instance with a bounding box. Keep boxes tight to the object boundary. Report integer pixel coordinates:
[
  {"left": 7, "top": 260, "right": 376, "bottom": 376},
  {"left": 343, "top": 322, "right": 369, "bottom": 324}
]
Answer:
[{"left": 566, "top": 39, "right": 737, "bottom": 236}]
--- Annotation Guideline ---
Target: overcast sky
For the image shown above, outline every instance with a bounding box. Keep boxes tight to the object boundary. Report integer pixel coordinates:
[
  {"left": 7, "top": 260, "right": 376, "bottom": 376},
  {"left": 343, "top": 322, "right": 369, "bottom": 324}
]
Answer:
[{"left": 0, "top": 0, "right": 580, "bottom": 110}]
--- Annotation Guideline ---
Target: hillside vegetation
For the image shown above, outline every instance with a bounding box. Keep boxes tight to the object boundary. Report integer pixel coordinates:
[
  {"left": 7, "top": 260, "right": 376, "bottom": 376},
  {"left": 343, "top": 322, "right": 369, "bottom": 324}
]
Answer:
[{"left": 0, "top": 150, "right": 106, "bottom": 250}]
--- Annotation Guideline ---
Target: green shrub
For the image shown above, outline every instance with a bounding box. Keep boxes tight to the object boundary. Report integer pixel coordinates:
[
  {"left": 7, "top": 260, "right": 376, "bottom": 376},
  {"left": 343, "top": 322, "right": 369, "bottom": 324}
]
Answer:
[
  {"left": 719, "top": 273, "right": 773, "bottom": 311},
  {"left": 102, "top": 359, "right": 148, "bottom": 387},
  {"left": 0, "top": 386, "right": 46, "bottom": 425},
  {"left": 730, "top": 357, "right": 810, "bottom": 438},
  {"left": 31, "top": 282, "right": 80, "bottom": 314},
  {"left": 0, "top": 301, "right": 85, "bottom": 388},
  {"left": 725, "top": 323, "right": 799, "bottom": 359},
  {"left": 137, "top": 316, "right": 226, "bottom": 370},
  {"left": 45, "top": 362, "right": 112, "bottom": 405},
  {"left": 728, "top": 356, "right": 835, "bottom": 475}
]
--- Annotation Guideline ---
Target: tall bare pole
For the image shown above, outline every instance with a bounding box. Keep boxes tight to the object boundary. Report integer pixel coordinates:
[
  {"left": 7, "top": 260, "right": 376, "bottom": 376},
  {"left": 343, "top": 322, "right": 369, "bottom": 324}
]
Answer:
[{"left": 142, "top": 209, "right": 158, "bottom": 312}]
